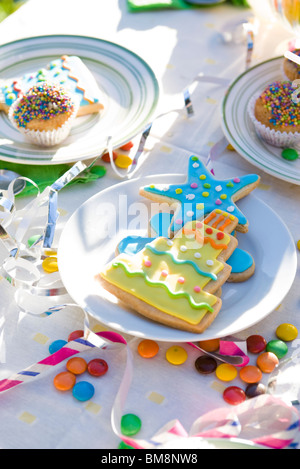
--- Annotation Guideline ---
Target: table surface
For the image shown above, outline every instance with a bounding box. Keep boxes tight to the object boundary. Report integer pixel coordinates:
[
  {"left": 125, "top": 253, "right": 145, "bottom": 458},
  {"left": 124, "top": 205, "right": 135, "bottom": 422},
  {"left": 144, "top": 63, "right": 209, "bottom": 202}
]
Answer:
[{"left": 0, "top": 0, "right": 300, "bottom": 450}]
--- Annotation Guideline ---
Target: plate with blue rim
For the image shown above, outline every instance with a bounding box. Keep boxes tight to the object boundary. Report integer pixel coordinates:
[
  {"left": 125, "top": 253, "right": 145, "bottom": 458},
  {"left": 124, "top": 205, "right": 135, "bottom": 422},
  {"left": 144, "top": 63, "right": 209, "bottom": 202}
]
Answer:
[
  {"left": 0, "top": 35, "right": 159, "bottom": 165},
  {"left": 222, "top": 56, "right": 300, "bottom": 185}
]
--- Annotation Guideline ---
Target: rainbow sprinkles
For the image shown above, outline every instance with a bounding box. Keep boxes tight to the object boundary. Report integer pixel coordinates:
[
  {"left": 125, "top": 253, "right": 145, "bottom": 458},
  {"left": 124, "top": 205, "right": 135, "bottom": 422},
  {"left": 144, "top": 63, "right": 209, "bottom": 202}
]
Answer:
[{"left": 0, "top": 55, "right": 104, "bottom": 116}]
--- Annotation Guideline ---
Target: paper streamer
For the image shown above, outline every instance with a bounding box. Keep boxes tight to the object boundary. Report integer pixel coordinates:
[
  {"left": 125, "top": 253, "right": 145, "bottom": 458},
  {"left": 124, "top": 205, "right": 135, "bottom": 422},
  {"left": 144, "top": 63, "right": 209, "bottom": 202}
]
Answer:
[
  {"left": 188, "top": 338, "right": 249, "bottom": 367},
  {"left": 121, "top": 394, "right": 300, "bottom": 450}
]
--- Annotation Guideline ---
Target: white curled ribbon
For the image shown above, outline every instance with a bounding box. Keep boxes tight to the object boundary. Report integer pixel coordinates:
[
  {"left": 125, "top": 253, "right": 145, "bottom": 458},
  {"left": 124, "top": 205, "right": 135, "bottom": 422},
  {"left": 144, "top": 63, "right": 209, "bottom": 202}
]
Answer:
[{"left": 0, "top": 304, "right": 134, "bottom": 447}]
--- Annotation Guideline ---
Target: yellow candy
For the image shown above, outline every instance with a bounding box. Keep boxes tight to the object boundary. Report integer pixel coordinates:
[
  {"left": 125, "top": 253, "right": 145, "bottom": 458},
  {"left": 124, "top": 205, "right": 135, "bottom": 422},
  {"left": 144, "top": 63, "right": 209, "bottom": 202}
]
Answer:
[
  {"left": 215, "top": 363, "right": 237, "bottom": 382},
  {"left": 42, "top": 256, "right": 59, "bottom": 273},
  {"left": 166, "top": 345, "right": 188, "bottom": 365},
  {"left": 276, "top": 323, "right": 298, "bottom": 342},
  {"left": 297, "top": 240, "right": 300, "bottom": 251},
  {"left": 115, "top": 154, "right": 133, "bottom": 169}
]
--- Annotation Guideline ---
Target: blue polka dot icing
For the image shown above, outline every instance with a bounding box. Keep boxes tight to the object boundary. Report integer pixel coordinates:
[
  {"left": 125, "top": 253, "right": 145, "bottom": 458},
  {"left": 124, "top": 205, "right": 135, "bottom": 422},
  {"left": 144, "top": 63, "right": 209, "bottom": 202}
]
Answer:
[{"left": 140, "top": 156, "right": 260, "bottom": 234}]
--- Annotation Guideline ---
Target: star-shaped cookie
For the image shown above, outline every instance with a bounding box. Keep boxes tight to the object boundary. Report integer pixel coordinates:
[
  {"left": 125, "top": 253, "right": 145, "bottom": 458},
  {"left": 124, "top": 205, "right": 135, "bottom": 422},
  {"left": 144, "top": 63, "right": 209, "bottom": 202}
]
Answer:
[{"left": 139, "top": 156, "right": 260, "bottom": 234}]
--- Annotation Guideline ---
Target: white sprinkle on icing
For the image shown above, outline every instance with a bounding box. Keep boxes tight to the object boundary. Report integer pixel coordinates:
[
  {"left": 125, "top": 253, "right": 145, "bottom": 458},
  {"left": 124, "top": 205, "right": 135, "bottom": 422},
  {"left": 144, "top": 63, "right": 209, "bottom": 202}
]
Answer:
[
  {"left": 186, "top": 211, "right": 194, "bottom": 217},
  {"left": 206, "top": 260, "right": 214, "bottom": 266},
  {"left": 227, "top": 206, "right": 234, "bottom": 212},
  {"left": 215, "top": 185, "right": 222, "bottom": 192},
  {"left": 194, "top": 252, "right": 201, "bottom": 258},
  {"left": 180, "top": 245, "right": 187, "bottom": 252}
]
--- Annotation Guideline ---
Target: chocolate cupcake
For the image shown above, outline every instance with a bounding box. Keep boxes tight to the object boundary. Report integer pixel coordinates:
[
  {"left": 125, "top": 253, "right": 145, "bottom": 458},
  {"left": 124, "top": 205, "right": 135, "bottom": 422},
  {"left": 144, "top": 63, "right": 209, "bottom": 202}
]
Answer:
[
  {"left": 248, "top": 81, "right": 300, "bottom": 148},
  {"left": 9, "top": 82, "right": 78, "bottom": 147}
]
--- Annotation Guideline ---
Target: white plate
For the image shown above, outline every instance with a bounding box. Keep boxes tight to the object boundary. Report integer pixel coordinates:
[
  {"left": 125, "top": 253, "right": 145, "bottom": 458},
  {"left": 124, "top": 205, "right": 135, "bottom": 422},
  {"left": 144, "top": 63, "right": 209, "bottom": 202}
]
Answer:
[
  {"left": 0, "top": 35, "right": 159, "bottom": 165},
  {"left": 58, "top": 174, "right": 297, "bottom": 342},
  {"left": 222, "top": 56, "right": 300, "bottom": 185}
]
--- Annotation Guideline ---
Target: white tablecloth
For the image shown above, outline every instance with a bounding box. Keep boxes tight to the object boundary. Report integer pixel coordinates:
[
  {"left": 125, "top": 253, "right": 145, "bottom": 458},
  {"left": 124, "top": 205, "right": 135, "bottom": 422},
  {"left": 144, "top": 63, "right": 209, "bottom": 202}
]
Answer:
[{"left": 0, "top": 0, "right": 299, "bottom": 450}]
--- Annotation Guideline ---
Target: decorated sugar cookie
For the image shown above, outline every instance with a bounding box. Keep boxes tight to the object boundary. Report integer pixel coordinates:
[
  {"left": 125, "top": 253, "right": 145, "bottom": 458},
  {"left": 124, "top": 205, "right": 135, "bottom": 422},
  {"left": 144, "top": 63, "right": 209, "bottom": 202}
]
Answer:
[
  {"left": 139, "top": 156, "right": 260, "bottom": 235},
  {"left": 97, "top": 210, "right": 239, "bottom": 334},
  {"left": 0, "top": 55, "right": 104, "bottom": 117},
  {"left": 118, "top": 210, "right": 255, "bottom": 283}
]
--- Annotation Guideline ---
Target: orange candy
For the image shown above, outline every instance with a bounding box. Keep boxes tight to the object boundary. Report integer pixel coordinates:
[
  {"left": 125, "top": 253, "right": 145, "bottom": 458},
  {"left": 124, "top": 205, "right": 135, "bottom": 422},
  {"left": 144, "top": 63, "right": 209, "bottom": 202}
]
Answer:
[
  {"left": 53, "top": 371, "right": 76, "bottom": 391},
  {"left": 66, "top": 357, "right": 88, "bottom": 375},
  {"left": 119, "top": 141, "right": 134, "bottom": 151},
  {"left": 101, "top": 151, "right": 118, "bottom": 163},
  {"left": 198, "top": 338, "right": 220, "bottom": 352},
  {"left": 257, "top": 352, "right": 279, "bottom": 373},
  {"left": 137, "top": 339, "right": 159, "bottom": 358},
  {"left": 239, "top": 365, "right": 262, "bottom": 384}
]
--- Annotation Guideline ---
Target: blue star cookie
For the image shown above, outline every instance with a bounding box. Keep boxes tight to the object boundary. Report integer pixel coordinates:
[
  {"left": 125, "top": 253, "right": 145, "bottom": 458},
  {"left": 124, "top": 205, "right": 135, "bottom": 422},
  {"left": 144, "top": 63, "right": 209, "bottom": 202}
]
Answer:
[{"left": 139, "top": 156, "right": 260, "bottom": 235}]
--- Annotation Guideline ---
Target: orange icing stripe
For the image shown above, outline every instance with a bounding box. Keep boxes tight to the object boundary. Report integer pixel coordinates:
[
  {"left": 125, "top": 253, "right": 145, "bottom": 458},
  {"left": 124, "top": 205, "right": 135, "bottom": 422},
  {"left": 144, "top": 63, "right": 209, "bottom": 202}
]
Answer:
[
  {"left": 61, "top": 55, "right": 94, "bottom": 104},
  {"left": 212, "top": 215, "right": 224, "bottom": 228},
  {"left": 204, "top": 212, "right": 216, "bottom": 224},
  {"left": 219, "top": 218, "right": 232, "bottom": 231},
  {"left": 204, "top": 237, "right": 228, "bottom": 250},
  {"left": 182, "top": 228, "right": 204, "bottom": 244}
]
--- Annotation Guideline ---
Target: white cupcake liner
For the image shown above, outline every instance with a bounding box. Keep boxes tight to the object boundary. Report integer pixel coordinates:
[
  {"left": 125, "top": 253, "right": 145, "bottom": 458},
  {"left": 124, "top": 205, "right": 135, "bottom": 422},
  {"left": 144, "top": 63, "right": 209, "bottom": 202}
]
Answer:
[
  {"left": 9, "top": 95, "right": 79, "bottom": 147},
  {"left": 247, "top": 94, "right": 300, "bottom": 148}
]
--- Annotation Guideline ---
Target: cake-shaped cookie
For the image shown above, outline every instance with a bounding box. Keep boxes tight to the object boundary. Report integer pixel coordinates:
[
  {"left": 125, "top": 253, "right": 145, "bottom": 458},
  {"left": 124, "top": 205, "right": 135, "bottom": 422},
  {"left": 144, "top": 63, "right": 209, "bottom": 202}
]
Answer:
[
  {"left": 97, "top": 210, "right": 239, "bottom": 334},
  {"left": 283, "top": 49, "right": 300, "bottom": 81},
  {"left": 248, "top": 81, "right": 300, "bottom": 148},
  {"left": 9, "top": 82, "right": 78, "bottom": 146}
]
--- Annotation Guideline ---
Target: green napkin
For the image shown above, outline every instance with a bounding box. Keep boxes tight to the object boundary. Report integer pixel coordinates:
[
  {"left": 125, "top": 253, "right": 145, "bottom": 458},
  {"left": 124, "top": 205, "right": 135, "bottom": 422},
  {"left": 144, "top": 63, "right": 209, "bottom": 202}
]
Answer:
[
  {"left": 0, "top": 160, "right": 106, "bottom": 197},
  {"left": 127, "top": 0, "right": 249, "bottom": 11}
]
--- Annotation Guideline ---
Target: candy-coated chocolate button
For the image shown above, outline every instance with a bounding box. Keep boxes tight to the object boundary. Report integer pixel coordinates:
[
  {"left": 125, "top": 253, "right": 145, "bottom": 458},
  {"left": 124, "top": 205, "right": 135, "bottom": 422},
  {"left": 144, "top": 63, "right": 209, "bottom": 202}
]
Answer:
[
  {"left": 118, "top": 441, "right": 134, "bottom": 449},
  {"left": 266, "top": 339, "right": 288, "bottom": 359},
  {"left": 166, "top": 346, "right": 188, "bottom": 365},
  {"left": 246, "top": 334, "right": 267, "bottom": 354},
  {"left": 297, "top": 240, "right": 300, "bottom": 251},
  {"left": 102, "top": 151, "right": 118, "bottom": 162},
  {"left": 49, "top": 339, "right": 67, "bottom": 354},
  {"left": 119, "top": 141, "right": 134, "bottom": 151},
  {"left": 223, "top": 386, "right": 246, "bottom": 405},
  {"left": 245, "top": 382, "right": 266, "bottom": 399},
  {"left": 215, "top": 363, "right": 237, "bottom": 381},
  {"left": 195, "top": 356, "right": 217, "bottom": 374},
  {"left": 87, "top": 359, "right": 108, "bottom": 377},
  {"left": 72, "top": 381, "right": 95, "bottom": 401},
  {"left": 198, "top": 338, "right": 220, "bottom": 352},
  {"left": 239, "top": 365, "right": 262, "bottom": 384},
  {"left": 276, "top": 323, "right": 298, "bottom": 342},
  {"left": 68, "top": 330, "right": 84, "bottom": 342},
  {"left": 54, "top": 371, "right": 76, "bottom": 391},
  {"left": 115, "top": 154, "right": 133, "bottom": 169},
  {"left": 27, "top": 234, "right": 41, "bottom": 248},
  {"left": 66, "top": 357, "right": 87, "bottom": 375},
  {"left": 121, "top": 414, "right": 142, "bottom": 436},
  {"left": 137, "top": 339, "right": 159, "bottom": 358},
  {"left": 281, "top": 148, "right": 299, "bottom": 161},
  {"left": 256, "top": 352, "right": 279, "bottom": 373},
  {"left": 42, "top": 256, "right": 58, "bottom": 273}
]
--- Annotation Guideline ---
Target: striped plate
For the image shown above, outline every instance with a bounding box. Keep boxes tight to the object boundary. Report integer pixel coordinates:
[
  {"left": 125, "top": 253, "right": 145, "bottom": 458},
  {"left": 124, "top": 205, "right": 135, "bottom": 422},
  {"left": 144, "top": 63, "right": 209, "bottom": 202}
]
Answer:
[
  {"left": 221, "top": 56, "right": 300, "bottom": 185},
  {"left": 0, "top": 35, "right": 159, "bottom": 165}
]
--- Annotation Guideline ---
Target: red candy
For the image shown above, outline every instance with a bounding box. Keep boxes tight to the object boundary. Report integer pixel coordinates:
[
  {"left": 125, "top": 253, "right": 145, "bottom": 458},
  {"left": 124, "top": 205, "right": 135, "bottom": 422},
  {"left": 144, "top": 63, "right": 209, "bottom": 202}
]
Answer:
[
  {"left": 246, "top": 335, "right": 267, "bottom": 354},
  {"left": 223, "top": 386, "right": 246, "bottom": 405},
  {"left": 68, "top": 330, "right": 84, "bottom": 342},
  {"left": 87, "top": 359, "right": 109, "bottom": 377}
]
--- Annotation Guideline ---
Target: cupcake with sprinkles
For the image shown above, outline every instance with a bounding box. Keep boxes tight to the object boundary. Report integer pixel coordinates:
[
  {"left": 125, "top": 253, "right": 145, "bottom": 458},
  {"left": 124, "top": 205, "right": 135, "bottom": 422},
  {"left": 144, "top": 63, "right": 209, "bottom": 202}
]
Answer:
[
  {"left": 9, "top": 82, "right": 78, "bottom": 146},
  {"left": 248, "top": 81, "right": 300, "bottom": 148},
  {"left": 283, "top": 49, "right": 300, "bottom": 81}
]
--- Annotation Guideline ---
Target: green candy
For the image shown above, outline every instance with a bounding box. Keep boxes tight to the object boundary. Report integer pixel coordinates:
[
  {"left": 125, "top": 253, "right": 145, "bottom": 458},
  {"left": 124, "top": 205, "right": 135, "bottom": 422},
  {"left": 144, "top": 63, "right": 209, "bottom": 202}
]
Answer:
[
  {"left": 121, "top": 413, "right": 142, "bottom": 436},
  {"left": 266, "top": 339, "right": 288, "bottom": 359},
  {"left": 281, "top": 148, "right": 299, "bottom": 161}
]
